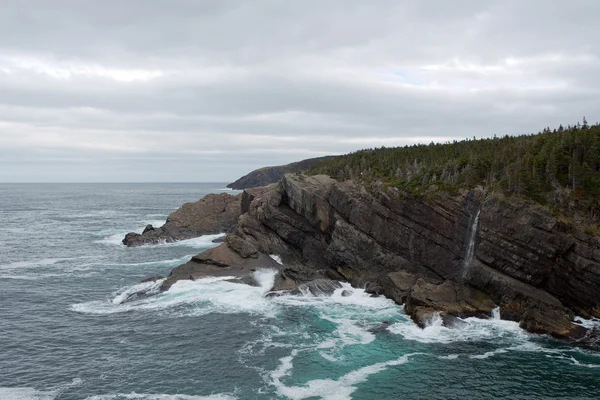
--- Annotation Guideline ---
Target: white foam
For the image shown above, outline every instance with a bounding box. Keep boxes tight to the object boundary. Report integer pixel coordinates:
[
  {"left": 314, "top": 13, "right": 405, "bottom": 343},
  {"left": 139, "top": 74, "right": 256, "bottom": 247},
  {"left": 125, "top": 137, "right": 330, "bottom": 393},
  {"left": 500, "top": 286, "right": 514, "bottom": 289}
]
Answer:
[
  {"left": 140, "top": 234, "right": 227, "bottom": 249},
  {"left": 470, "top": 348, "right": 508, "bottom": 359},
  {"left": 96, "top": 232, "right": 128, "bottom": 246},
  {"left": 574, "top": 316, "right": 600, "bottom": 329},
  {"left": 566, "top": 356, "right": 600, "bottom": 369},
  {"left": 97, "top": 232, "right": 226, "bottom": 249},
  {"left": 271, "top": 352, "right": 420, "bottom": 400},
  {"left": 103, "top": 255, "right": 193, "bottom": 268},
  {"left": 269, "top": 254, "right": 283, "bottom": 265},
  {"left": 271, "top": 283, "right": 399, "bottom": 359},
  {"left": 111, "top": 279, "right": 166, "bottom": 305},
  {"left": 439, "top": 354, "right": 459, "bottom": 360},
  {"left": 85, "top": 394, "right": 236, "bottom": 400},
  {"left": 388, "top": 312, "right": 528, "bottom": 344},
  {"left": 0, "top": 387, "right": 56, "bottom": 400},
  {"left": 72, "top": 269, "right": 278, "bottom": 317}
]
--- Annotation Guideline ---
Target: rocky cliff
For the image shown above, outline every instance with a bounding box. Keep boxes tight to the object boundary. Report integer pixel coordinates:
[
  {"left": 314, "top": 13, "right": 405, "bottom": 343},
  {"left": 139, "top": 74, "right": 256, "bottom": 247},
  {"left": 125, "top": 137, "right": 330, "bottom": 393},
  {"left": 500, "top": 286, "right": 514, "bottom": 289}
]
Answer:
[
  {"left": 152, "top": 174, "right": 600, "bottom": 344},
  {"left": 122, "top": 192, "right": 242, "bottom": 246},
  {"left": 226, "top": 156, "right": 336, "bottom": 189}
]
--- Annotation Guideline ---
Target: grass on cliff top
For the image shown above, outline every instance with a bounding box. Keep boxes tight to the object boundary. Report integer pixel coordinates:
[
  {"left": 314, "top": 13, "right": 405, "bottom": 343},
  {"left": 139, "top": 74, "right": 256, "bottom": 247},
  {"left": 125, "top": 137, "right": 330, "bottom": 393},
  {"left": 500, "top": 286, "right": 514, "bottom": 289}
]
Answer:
[{"left": 309, "top": 120, "right": 600, "bottom": 222}]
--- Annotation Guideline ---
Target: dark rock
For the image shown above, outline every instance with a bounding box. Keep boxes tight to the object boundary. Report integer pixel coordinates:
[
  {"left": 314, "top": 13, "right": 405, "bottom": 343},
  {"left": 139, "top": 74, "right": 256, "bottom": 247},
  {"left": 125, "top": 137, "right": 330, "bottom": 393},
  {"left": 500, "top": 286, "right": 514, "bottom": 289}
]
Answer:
[
  {"left": 341, "top": 289, "right": 353, "bottom": 297},
  {"left": 442, "top": 314, "right": 470, "bottom": 329},
  {"left": 160, "top": 243, "right": 280, "bottom": 291},
  {"left": 122, "top": 192, "right": 242, "bottom": 247},
  {"left": 142, "top": 224, "right": 155, "bottom": 234},
  {"left": 289, "top": 279, "right": 343, "bottom": 297},
  {"left": 404, "top": 279, "right": 496, "bottom": 319}
]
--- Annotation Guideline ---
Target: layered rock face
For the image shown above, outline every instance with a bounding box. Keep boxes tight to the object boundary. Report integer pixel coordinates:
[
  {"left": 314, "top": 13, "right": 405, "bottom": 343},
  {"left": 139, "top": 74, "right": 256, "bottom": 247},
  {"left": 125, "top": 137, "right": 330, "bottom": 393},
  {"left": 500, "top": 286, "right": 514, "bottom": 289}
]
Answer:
[
  {"left": 152, "top": 173, "right": 599, "bottom": 343},
  {"left": 216, "top": 174, "right": 598, "bottom": 341},
  {"left": 122, "top": 192, "right": 242, "bottom": 246}
]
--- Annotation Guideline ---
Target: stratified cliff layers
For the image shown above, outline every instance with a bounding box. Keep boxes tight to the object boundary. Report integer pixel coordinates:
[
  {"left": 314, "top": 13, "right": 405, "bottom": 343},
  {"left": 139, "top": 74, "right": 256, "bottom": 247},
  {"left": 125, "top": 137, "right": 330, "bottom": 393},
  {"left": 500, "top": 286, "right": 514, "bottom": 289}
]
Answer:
[{"left": 144, "top": 174, "right": 600, "bottom": 343}]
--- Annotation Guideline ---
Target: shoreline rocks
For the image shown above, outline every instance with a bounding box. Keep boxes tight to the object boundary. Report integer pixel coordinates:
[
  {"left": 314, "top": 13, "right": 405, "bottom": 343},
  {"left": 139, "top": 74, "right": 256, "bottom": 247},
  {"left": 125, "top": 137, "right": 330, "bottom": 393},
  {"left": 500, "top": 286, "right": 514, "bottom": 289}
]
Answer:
[
  {"left": 140, "top": 173, "right": 600, "bottom": 345},
  {"left": 122, "top": 192, "right": 242, "bottom": 247}
]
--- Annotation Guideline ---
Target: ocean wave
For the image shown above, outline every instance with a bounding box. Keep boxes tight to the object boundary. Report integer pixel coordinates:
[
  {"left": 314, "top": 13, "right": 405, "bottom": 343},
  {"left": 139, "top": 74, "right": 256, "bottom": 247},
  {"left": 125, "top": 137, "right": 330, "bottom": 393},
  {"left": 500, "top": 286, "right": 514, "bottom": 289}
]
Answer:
[
  {"left": 387, "top": 311, "right": 529, "bottom": 344},
  {"left": 71, "top": 269, "right": 278, "bottom": 316}
]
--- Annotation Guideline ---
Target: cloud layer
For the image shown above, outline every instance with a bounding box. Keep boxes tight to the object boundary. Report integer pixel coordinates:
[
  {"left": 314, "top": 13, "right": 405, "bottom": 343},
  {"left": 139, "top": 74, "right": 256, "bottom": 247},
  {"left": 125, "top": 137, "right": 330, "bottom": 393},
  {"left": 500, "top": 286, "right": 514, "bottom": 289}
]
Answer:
[{"left": 1, "top": 0, "right": 598, "bottom": 182}]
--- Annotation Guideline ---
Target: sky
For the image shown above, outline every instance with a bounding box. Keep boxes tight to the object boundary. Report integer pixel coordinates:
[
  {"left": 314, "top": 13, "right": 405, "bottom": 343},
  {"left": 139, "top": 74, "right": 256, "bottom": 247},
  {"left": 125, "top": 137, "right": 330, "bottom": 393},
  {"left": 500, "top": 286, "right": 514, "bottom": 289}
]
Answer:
[{"left": 1, "top": 1, "right": 598, "bottom": 182}]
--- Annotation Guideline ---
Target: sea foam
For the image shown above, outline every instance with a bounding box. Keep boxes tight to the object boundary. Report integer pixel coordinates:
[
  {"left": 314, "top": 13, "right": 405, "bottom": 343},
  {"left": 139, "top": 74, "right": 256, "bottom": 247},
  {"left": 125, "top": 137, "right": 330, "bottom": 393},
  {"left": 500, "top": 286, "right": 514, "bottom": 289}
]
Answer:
[{"left": 270, "top": 352, "right": 421, "bottom": 400}]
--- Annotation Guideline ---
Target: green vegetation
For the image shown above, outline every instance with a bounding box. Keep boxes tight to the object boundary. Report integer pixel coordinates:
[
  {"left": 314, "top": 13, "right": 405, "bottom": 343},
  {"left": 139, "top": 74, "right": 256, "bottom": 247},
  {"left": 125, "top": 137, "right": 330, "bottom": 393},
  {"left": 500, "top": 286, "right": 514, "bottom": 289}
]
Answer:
[{"left": 310, "top": 120, "right": 600, "bottom": 220}]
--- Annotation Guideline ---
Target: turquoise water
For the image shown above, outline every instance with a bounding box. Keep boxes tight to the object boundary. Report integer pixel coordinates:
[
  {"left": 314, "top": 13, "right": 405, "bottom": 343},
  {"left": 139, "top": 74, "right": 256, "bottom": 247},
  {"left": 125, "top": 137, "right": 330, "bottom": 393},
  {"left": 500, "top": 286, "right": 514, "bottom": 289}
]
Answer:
[{"left": 1, "top": 183, "right": 599, "bottom": 400}]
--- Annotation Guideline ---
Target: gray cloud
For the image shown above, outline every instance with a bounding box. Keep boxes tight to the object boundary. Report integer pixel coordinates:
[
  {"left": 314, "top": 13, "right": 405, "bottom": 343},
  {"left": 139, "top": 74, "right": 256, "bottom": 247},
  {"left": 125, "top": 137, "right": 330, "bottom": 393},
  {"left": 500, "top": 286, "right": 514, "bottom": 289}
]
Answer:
[{"left": 0, "top": 0, "right": 598, "bottom": 182}]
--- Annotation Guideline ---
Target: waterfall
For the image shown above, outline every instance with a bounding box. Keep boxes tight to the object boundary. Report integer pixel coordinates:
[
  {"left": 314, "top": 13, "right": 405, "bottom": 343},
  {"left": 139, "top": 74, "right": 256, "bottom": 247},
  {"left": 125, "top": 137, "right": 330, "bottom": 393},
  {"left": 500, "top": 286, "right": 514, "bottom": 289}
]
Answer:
[
  {"left": 461, "top": 209, "right": 480, "bottom": 279},
  {"left": 491, "top": 307, "right": 501, "bottom": 320}
]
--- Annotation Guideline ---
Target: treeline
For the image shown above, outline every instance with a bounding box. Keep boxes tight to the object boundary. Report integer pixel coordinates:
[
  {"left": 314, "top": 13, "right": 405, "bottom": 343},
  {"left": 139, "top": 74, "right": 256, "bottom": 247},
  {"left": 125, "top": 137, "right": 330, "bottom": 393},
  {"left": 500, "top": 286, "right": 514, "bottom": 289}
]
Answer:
[{"left": 310, "top": 120, "right": 600, "bottom": 220}]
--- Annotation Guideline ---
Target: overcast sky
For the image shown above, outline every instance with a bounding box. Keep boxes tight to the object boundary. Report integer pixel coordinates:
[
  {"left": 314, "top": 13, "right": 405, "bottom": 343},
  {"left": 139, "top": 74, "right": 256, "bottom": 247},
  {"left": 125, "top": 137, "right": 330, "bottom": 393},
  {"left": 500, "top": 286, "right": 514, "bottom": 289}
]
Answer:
[{"left": 1, "top": 1, "right": 598, "bottom": 182}]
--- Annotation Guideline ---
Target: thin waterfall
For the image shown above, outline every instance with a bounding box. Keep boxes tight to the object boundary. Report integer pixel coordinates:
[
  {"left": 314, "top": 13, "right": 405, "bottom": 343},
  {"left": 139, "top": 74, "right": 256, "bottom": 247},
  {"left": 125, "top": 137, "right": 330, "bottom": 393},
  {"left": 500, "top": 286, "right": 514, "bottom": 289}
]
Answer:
[
  {"left": 491, "top": 307, "right": 501, "bottom": 320},
  {"left": 461, "top": 209, "right": 480, "bottom": 279}
]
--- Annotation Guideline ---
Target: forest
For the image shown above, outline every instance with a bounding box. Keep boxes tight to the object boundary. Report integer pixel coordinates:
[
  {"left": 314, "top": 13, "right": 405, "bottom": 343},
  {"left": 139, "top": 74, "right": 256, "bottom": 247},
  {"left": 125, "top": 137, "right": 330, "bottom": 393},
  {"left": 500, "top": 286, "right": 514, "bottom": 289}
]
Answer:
[{"left": 310, "top": 120, "right": 600, "bottom": 224}]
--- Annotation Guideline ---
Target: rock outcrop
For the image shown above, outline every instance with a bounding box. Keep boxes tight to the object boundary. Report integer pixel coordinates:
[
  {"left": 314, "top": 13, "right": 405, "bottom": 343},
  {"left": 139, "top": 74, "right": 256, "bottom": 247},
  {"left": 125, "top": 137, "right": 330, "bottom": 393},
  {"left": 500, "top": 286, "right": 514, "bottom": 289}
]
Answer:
[
  {"left": 122, "top": 192, "right": 242, "bottom": 246},
  {"left": 151, "top": 173, "right": 600, "bottom": 344}
]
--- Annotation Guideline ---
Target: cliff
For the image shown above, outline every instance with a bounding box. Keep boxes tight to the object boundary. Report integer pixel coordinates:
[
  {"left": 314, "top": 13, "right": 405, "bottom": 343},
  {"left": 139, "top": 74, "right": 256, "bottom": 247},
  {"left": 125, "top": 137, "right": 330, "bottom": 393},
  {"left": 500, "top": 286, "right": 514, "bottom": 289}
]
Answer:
[
  {"left": 226, "top": 156, "right": 336, "bottom": 190},
  {"left": 155, "top": 174, "right": 599, "bottom": 345}
]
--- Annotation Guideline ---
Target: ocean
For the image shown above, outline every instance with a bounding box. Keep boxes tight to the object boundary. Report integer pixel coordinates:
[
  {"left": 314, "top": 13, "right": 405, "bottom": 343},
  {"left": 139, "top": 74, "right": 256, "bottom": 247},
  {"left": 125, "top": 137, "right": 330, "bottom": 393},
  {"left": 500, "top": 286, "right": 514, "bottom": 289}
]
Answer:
[{"left": 1, "top": 183, "right": 599, "bottom": 400}]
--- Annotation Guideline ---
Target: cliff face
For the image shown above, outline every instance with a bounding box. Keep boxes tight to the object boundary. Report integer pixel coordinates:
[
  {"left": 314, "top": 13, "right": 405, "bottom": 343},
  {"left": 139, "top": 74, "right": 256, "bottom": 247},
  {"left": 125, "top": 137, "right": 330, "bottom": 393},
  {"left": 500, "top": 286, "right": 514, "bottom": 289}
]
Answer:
[
  {"left": 220, "top": 174, "right": 599, "bottom": 342},
  {"left": 149, "top": 173, "right": 599, "bottom": 344},
  {"left": 226, "top": 156, "right": 336, "bottom": 189}
]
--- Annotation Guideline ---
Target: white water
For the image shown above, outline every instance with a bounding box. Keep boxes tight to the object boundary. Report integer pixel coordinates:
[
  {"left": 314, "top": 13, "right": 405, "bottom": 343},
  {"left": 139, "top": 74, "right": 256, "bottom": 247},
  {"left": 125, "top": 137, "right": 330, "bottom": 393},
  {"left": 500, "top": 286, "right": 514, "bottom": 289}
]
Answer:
[
  {"left": 270, "top": 352, "right": 420, "bottom": 400},
  {"left": 387, "top": 311, "right": 528, "bottom": 345},
  {"left": 269, "top": 254, "right": 283, "bottom": 265},
  {"left": 72, "top": 269, "right": 278, "bottom": 316},
  {"left": 461, "top": 209, "right": 480, "bottom": 279},
  {"left": 111, "top": 279, "right": 166, "bottom": 305}
]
